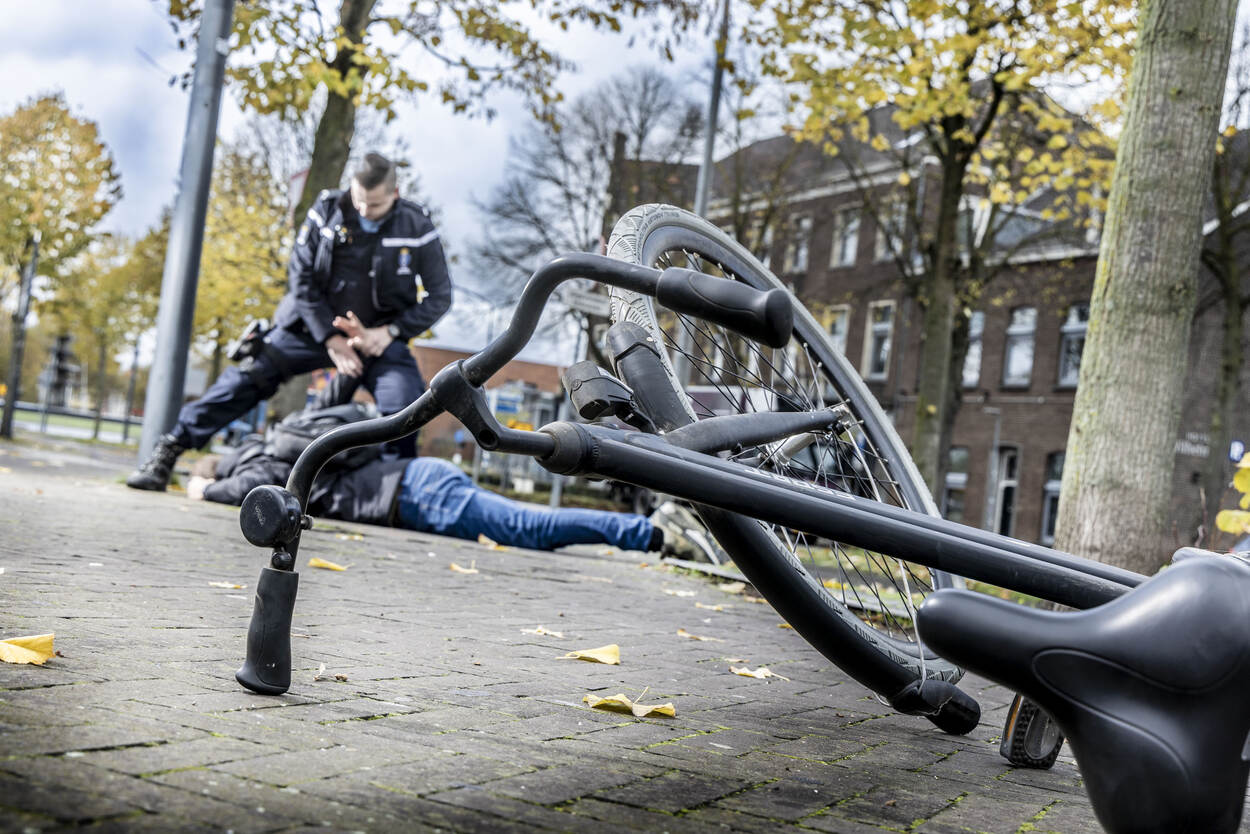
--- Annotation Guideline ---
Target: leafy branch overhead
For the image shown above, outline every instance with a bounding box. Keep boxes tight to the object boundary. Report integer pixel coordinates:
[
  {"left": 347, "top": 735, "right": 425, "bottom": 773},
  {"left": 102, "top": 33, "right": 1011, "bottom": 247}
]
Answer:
[{"left": 164, "top": 0, "right": 701, "bottom": 125}]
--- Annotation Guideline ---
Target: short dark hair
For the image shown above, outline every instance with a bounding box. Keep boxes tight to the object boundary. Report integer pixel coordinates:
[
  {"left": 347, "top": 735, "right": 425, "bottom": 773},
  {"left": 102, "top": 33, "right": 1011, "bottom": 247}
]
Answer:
[{"left": 352, "top": 152, "right": 397, "bottom": 191}]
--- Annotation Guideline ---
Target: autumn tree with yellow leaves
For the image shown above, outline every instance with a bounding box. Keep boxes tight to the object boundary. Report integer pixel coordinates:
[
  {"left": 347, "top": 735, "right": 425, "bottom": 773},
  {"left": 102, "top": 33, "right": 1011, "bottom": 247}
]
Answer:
[
  {"left": 745, "top": 0, "right": 1135, "bottom": 493},
  {"left": 166, "top": 0, "right": 702, "bottom": 227},
  {"left": 194, "top": 144, "right": 290, "bottom": 379}
]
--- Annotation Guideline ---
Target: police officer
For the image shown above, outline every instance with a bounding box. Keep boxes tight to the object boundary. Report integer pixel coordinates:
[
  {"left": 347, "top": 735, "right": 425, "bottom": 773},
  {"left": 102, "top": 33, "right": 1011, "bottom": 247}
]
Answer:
[{"left": 127, "top": 152, "right": 452, "bottom": 491}]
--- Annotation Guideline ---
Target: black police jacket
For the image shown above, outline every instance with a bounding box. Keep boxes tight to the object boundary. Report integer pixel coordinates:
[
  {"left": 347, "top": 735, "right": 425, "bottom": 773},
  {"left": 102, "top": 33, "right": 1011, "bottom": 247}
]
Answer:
[
  {"left": 202, "top": 436, "right": 409, "bottom": 527},
  {"left": 273, "top": 189, "right": 453, "bottom": 345}
]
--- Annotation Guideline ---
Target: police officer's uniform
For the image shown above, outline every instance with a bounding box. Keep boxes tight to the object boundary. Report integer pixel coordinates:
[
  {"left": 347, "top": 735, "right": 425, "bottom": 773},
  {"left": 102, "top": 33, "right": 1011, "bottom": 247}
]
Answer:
[{"left": 169, "top": 189, "right": 453, "bottom": 458}]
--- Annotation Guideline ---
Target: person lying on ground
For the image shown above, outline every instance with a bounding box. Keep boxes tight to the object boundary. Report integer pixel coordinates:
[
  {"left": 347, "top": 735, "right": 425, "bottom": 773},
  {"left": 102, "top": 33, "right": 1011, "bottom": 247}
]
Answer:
[{"left": 187, "top": 435, "right": 720, "bottom": 559}]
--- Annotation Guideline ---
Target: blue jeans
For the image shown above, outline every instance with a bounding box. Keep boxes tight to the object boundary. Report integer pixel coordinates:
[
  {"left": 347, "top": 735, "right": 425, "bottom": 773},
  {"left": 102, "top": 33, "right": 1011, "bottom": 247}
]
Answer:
[
  {"left": 395, "top": 458, "right": 654, "bottom": 552},
  {"left": 172, "top": 326, "right": 425, "bottom": 454}
]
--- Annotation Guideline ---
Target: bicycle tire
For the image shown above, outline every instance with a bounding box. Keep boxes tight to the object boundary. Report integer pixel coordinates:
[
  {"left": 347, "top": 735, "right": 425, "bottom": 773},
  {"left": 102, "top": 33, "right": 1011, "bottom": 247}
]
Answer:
[{"left": 606, "top": 203, "right": 964, "bottom": 699}]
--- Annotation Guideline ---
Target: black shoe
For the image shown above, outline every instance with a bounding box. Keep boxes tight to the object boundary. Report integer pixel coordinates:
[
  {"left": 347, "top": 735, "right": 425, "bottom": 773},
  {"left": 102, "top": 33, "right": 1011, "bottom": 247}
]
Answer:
[{"left": 125, "top": 433, "right": 186, "bottom": 491}]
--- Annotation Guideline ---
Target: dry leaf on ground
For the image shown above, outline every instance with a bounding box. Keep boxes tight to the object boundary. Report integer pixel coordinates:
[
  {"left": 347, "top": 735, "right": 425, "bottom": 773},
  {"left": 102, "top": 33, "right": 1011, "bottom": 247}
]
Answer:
[
  {"left": 334, "top": 532, "right": 365, "bottom": 541},
  {"left": 208, "top": 581, "right": 244, "bottom": 589},
  {"left": 743, "top": 595, "right": 767, "bottom": 604},
  {"left": 778, "top": 623, "right": 794, "bottom": 629},
  {"left": 522, "top": 625, "right": 564, "bottom": 638},
  {"left": 676, "top": 628, "right": 723, "bottom": 642},
  {"left": 718, "top": 581, "right": 746, "bottom": 594},
  {"left": 307, "top": 557, "right": 348, "bottom": 571},
  {"left": 450, "top": 561, "right": 479, "bottom": 574},
  {"left": 663, "top": 588, "right": 696, "bottom": 598},
  {"left": 0, "top": 633, "right": 55, "bottom": 665},
  {"left": 477, "top": 534, "right": 509, "bottom": 550},
  {"left": 560, "top": 644, "right": 620, "bottom": 665},
  {"left": 583, "top": 693, "right": 675, "bottom": 718},
  {"left": 730, "top": 665, "right": 790, "bottom": 681},
  {"left": 695, "top": 602, "right": 727, "bottom": 612}
]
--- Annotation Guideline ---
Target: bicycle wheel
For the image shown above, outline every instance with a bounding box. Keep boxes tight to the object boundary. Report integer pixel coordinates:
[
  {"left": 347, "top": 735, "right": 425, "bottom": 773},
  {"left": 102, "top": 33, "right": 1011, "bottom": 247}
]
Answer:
[{"left": 607, "top": 204, "right": 964, "bottom": 697}]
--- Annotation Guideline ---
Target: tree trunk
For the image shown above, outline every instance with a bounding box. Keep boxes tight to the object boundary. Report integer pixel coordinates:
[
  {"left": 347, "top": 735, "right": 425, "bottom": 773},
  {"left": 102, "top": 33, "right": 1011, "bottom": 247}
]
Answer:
[
  {"left": 1201, "top": 262, "right": 1243, "bottom": 534},
  {"left": 912, "top": 155, "right": 967, "bottom": 493},
  {"left": 1055, "top": 0, "right": 1238, "bottom": 574},
  {"left": 92, "top": 340, "right": 107, "bottom": 441},
  {"left": 291, "top": 0, "right": 377, "bottom": 228},
  {"left": 210, "top": 323, "right": 225, "bottom": 381}
]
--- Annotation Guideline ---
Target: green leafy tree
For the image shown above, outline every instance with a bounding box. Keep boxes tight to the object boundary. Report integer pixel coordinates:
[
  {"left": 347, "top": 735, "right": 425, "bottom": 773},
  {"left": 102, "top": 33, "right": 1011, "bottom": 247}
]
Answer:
[
  {"left": 745, "top": 0, "right": 1134, "bottom": 493},
  {"left": 193, "top": 143, "right": 290, "bottom": 378},
  {"left": 1056, "top": 0, "right": 1239, "bottom": 574},
  {"left": 0, "top": 93, "right": 121, "bottom": 300},
  {"left": 41, "top": 233, "right": 162, "bottom": 439},
  {"left": 166, "top": 0, "right": 701, "bottom": 227}
]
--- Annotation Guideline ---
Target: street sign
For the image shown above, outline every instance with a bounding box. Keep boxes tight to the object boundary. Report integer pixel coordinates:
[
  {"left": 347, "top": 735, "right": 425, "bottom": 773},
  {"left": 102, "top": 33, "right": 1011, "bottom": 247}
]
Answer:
[{"left": 563, "top": 288, "right": 611, "bottom": 318}]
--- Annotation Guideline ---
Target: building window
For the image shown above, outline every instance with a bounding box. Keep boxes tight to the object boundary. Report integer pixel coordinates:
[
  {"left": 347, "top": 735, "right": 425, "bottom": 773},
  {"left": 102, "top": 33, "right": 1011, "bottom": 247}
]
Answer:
[
  {"left": 874, "top": 199, "right": 907, "bottom": 261},
  {"left": 826, "top": 305, "right": 850, "bottom": 355},
  {"left": 1040, "top": 451, "right": 1064, "bottom": 546},
  {"left": 1057, "top": 303, "right": 1089, "bottom": 388},
  {"left": 783, "top": 215, "right": 812, "bottom": 273},
  {"left": 994, "top": 446, "right": 1019, "bottom": 537},
  {"left": 862, "top": 300, "right": 895, "bottom": 381},
  {"left": 962, "top": 311, "right": 984, "bottom": 389},
  {"left": 943, "top": 446, "right": 970, "bottom": 523},
  {"left": 1002, "top": 306, "right": 1037, "bottom": 388},
  {"left": 829, "top": 206, "right": 860, "bottom": 267}
]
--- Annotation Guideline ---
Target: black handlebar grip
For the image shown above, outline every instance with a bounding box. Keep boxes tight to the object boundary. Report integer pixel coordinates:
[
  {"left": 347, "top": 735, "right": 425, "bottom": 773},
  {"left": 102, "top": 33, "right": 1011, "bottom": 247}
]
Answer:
[
  {"left": 655, "top": 267, "right": 793, "bottom": 349},
  {"left": 889, "top": 678, "right": 981, "bottom": 736},
  {"left": 235, "top": 566, "right": 299, "bottom": 695}
]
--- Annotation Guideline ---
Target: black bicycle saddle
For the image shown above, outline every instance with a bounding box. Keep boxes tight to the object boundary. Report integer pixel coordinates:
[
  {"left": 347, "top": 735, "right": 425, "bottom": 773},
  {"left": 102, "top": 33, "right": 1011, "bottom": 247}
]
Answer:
[{"left": 916, "top": 555, "right": 1250, "bottom": 834}]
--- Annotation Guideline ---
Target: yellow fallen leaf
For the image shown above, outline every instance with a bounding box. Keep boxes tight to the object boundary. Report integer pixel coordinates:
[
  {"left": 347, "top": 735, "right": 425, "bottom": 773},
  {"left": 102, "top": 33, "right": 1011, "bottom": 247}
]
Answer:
[
  {"left": 742, "top": 595, "right": 767, "bottom": 604},
  {"left": 334, "top": 532, "right": 365, "bottom": 541},
  {"left": 450, "top": 561, "right": 480, "bottom": 574},
  {"left": 822, "top": 579, "right": 844, "bottom": 590},
  {"left": 0, "top": 633, "right": 55, "bottom": 665},
  {"left": 695, "top": 602, "right": 727, "bottom": 612},
  {"left": 718, "top": 581, "right": 746, "bottom": 594},
  {"left": 663, "top": 588, "right": 696, "bottom": 597},
  {"left": 208, "top": 581, "right": 244, "bottom": 589},
  {"left": 522, "top": 625, "right": 564, "bottom": 638},
  {"left": 676, "top": 628, "right": 722, "bottom": 642},
  {"left": 560, "top": 644, "right": 620, "bottom": 665},
  {"left": 308, "top": 557, "right": 348, "bottom": 571},
  {"left": 778, "top": 623, "right": 794, "bottom": 629},
  {"left": 583, "top": 693, "right": 675, "bottom": 718},
  {"left": 477, "top": 534, "right": 509, "bottom": 551},
  {"left": 730, "top": 665, "right": 790, "bottom": 681}
]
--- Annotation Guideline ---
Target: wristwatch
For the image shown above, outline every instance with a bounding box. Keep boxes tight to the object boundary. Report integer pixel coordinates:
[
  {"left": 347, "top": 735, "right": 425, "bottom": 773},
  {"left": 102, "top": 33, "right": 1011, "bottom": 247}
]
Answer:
[{"left": 386, "top": 323, "right": 402, "bottom": 341}]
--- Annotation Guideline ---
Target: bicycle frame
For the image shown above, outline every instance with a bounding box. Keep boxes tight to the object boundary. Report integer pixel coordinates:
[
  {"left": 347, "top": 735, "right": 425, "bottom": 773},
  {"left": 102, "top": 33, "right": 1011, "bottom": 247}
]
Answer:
[{"left": 266, "top": 252, "right": 1144, "bottom": 609}]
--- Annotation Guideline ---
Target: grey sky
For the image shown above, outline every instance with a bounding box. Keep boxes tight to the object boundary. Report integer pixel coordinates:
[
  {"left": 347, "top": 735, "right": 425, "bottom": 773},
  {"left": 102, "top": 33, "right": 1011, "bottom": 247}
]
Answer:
[{"left": 0, "top": 0, "right": 711, "bottom": 363}]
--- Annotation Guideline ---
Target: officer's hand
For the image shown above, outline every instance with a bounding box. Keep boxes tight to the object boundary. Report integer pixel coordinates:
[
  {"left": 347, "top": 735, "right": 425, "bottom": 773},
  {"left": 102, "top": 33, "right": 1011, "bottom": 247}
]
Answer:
[
  {"left": 331, "top": 311, "right": 366, "bottom": 339},
  {"left": 325, "top": 333, "right": 363, "bottom": 377},
  {"left": 350, "top": 325, "right": 394, "bottom": 358}
]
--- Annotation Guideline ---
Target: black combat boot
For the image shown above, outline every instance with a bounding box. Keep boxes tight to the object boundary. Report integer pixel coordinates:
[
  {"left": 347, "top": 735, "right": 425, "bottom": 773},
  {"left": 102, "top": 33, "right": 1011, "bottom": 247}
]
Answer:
[{"left": 125, "top": 433, "right": 186, "bottom": 491}]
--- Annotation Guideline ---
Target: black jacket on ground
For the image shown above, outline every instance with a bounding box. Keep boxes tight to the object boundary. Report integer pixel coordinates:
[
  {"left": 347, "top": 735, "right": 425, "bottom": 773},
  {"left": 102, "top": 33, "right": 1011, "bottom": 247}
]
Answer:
[
  {"left": 273, "top": 189, "right": 453, "bottom": 344},
  {"left": 202, "top": 437, "right": 409, "bottom": 527}
]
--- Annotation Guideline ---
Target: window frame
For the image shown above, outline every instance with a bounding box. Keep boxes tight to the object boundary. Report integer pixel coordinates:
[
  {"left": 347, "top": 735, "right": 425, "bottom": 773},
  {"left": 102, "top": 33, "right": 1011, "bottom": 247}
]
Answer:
[
  {"left": 825, "top": 304, "right": 851, "bottom": 355},
  {"left": 1002, "top": 306, "right": 1037, "bottom": 388},
  {"left": 782, "top": 214, "right": 812, "bottom": 274},
  {"left": 829, "top": 205, "right": 861, "bottom": 268},
  {"left": 1039, "top": 451, "right": 1064, "bottom": 546},
  {"left": 961, "top": 311, "right": 985, "bottom": 389},
  {"left": 1057, "top": 303, "right": 1090, "bottom": 389},
  {"left": 861, "top": 299, "right": 896, "bottom": 382}
]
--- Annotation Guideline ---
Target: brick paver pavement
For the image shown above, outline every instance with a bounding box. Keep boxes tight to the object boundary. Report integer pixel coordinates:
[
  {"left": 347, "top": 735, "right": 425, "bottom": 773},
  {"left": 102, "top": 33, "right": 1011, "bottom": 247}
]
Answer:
[{"left": 0, "top": 432, "right": 1219, "bottom": 833}]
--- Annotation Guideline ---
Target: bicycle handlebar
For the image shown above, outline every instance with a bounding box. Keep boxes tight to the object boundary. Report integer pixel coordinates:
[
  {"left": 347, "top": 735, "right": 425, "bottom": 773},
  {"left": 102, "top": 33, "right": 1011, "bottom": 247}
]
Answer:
[{"left": 656, "top": 268, "right": 793, "bottom": 349}]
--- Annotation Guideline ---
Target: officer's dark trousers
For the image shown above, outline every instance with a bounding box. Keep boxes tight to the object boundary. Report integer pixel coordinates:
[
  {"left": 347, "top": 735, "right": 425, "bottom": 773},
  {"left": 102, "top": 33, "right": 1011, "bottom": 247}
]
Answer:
[{"left": 170, "top": 326, "right": 425, "bottom": 456}]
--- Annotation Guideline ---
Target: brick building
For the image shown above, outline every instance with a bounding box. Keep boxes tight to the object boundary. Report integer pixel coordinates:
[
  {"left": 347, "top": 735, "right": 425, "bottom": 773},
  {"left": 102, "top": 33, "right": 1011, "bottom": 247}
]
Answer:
[{"left": 699, "top": 134, "right": 1250, "bottom": 549}]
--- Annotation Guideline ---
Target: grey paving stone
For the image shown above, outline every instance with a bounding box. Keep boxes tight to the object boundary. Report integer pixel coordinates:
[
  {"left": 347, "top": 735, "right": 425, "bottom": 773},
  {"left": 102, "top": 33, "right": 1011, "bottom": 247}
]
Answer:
[{"left": 0, "top": 440, "right": 1125, "bottom": 832}]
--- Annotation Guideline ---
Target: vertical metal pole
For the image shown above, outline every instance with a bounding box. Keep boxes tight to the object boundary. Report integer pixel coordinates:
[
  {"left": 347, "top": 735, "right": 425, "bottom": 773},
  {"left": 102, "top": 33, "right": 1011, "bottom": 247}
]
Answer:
[
  {"left": 137, "top": 0, "right": 235, "bottom": 460},
  {"left": 0, "top": 234, "right": 39, "bottom": 439},
  {"left": 693, "top": 0, "right": 730, "bottom": 218},
  {"left": 672, "top": 0, "right": 731, "bottom": 389},
  {"left": 982, "top": 406, "right": 1002, "bottom": 530},
  {"left": 121, "top": 338, "right": 141, "bottom": 444}
]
